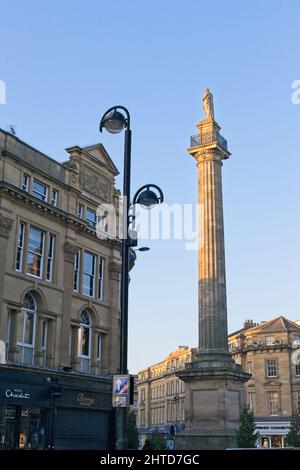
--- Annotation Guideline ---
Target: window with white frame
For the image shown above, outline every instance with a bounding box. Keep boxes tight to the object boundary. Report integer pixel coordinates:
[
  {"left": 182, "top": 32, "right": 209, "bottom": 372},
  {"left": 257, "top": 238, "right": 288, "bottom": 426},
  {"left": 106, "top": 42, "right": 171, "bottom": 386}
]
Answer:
[
  {"left": 295, "top": 363, "right": 300, "bottom": 377},
  {"left": 46, "top": 234, "right": 55, "bottom": 281},
  {"left": 248, "top": 391, "right": 255, "bottom": 412},
  {"left": 83, "top": 252, "right": 95, "bottom": 297},
  {"left": 98, "top": 257, "right": 105, "bottom": 300},
  {"left": 78, "top": 310, "right": 92, "bottom": 373},
  {"left": 26, "top": 227, "right": 44, "bottom": 278},
  {"left": 32, "top": 180, "right": 48, "bottom": 201},
  {"left": 73, "top": 251, "right": 80, "bottom": 292},
  {"left": 247, "top": 361, "right": 253, "bottom": 375},
  {"left": 16, "top": 222, "right": 25, "bottom": 271},
  {"left": 86, "top": 208, "right": 96, "bottom": 228},
  {"left": 268, "top": 391, "right": 280, "bottom": 415},
  {"left": 16, "top": 224, "right": 56, "bottom": 282},
  {"left": 17, "top": 292, "right": 37, "bottom": 365},
  {"left": 76, "top": 203, "right": 84, "bottom": 219},
  {"left": 267, "top": 360, "right": 277, "bottom": 377},
  {"left": 22, "top": 174, "right": 30, "bottom": 192},
  {"left": 51, "top": 189, "right": 58, "bottom": 207}
]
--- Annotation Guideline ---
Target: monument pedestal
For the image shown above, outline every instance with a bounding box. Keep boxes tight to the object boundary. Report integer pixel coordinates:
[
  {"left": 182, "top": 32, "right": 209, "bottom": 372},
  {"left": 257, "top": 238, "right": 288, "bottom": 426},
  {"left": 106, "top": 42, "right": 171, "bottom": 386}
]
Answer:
[{"left": 176, "top": 352, "right": 249, "bottom": 450}]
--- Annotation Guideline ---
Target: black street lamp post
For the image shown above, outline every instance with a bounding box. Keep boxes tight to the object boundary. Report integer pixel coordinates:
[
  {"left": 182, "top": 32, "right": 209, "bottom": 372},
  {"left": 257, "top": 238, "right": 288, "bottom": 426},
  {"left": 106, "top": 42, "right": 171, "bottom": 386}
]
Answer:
[{"left": 100, "top": 106, "right": 164, "bottom": 450}]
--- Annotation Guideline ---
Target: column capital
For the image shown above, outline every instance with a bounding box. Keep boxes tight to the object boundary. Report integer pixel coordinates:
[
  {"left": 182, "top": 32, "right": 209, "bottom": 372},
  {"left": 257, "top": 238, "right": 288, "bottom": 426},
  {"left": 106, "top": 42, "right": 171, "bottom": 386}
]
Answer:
[
  {"left": 0, "top": 214, "right": 14, "bottom": 238},
  {"left": 195, "top": 148, "right": 225, "bottom": 165},
  {"left": 64, "top": 242, "right": 79, "bottom": 263}
]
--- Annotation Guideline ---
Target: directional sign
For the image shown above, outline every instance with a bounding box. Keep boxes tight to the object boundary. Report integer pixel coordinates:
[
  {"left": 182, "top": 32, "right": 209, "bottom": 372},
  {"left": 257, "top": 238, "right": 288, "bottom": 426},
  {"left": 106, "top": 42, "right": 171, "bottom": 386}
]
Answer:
[{"left": 113, "top": 375, "right": 129, "bottom": 395}]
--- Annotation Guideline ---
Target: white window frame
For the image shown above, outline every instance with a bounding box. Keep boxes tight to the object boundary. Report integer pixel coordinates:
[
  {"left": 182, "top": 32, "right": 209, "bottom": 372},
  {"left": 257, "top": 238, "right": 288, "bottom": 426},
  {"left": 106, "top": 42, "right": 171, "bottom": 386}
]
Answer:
[
  {"left": 86, "top": 208, "right": 96, "bottom": 228},
  {"left": 46, "top": 234, "right": 55, "bottom": 282},
  {"left": 26, "top": 226, "right": 45, "bottom": 279},
  {"left": 76, "top": 203, "right": 84, "bottom": 219},
  {"left": 267, "top": 360, "right": 277, "bottom": 377},
  {"left": 17, "top": 294, "right": 37, "bottom": 365},
  {"left": 51, "top": 189, "right": 58, "bottom": 207},
  {"left": 32, "top": 179, "right": 48, "bottom": 202},
  {"left": 268, "top": 391, "right": 280, "bottom": 416},
  {"left": 98, "top": 257, "right": 105, "bottom": 301},
  {"left": 78, "top": 311, "right": 92, "bottom": 372},
  {"left": 22, "top": 174, "right": 30, "bottom": 192},
  {"left": 83, "top": 251, "right": 95, "bottom": 297},
  {"left": 73, "top": 251, "right": 80, "bottom": 292},
  {"left": 16, "top": 222, "right": 25, "bottom": 272},
  {"left": 96, "top": 333, "right": 102, "bottom": 362},
  {"left": 247, "top": 361, "right": 253, "bottom": 375}
]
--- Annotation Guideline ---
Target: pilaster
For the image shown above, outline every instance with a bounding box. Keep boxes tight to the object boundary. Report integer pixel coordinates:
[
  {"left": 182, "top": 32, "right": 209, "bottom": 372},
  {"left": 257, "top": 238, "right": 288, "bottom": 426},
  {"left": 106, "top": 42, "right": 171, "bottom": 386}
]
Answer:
[{"left": 60, "top": 242, "right": 79, "bottom": 367}]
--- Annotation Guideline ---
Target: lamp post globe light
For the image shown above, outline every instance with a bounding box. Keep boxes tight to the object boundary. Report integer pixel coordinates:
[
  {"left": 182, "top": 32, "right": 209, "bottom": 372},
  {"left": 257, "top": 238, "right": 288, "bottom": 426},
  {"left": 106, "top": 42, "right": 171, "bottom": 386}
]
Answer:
[{"left": 100, "top": 106, "right": 164, "bottom": 450}]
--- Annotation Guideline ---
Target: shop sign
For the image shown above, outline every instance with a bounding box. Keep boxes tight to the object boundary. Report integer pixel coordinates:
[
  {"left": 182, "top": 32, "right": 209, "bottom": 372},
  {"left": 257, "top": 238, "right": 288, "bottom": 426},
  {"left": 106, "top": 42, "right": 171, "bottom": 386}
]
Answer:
[
  {"left": 76, "top": 392, "right": 95, "bottom": 407},
  {"left": 5, "top": 388, "right": 31, "bottom": 400},
  {"left": 255, "top": 422, "right": 290, "bottom": 435}
]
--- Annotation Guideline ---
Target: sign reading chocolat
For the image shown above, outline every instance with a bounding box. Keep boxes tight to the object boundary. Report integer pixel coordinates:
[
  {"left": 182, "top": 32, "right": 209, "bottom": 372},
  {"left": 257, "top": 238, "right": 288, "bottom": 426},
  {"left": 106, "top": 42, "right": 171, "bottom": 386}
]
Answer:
[{"left": 5, "top": 388, "right": 31, "bottom": 399}]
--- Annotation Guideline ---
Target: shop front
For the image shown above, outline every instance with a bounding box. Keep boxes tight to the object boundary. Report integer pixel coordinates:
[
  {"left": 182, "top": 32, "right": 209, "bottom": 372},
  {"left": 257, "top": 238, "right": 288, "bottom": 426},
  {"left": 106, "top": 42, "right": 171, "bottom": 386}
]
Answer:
[
  {"left": 255, "top": 420, "right": 291, "bottom": 448},
  {"left": 0, "top": 366, "right": 114, "bottom": 450}
]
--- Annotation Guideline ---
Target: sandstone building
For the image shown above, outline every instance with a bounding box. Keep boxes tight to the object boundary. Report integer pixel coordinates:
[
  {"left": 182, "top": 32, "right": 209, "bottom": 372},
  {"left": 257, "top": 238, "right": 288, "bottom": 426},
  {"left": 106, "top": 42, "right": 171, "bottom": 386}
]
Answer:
[
  {"left": 137, "top": 317, "right": 300, "bottom": 448},
  {"left": 0, "top": 129, "right": 121, "bottom": 449}
]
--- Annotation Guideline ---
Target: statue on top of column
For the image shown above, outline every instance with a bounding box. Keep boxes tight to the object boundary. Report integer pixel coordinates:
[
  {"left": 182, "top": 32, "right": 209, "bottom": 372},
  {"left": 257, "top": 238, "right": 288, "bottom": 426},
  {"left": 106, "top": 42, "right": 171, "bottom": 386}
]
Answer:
[{"left": 202, "top": 88, "right": 214, "bottom": 120}]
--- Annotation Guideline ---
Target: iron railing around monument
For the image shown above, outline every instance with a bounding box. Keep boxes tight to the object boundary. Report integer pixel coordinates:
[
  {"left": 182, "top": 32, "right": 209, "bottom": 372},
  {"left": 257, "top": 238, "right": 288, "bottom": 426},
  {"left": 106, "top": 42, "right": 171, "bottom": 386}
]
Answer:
[{"left": 190, "top": 132, "right": 228, "bottom": 151}]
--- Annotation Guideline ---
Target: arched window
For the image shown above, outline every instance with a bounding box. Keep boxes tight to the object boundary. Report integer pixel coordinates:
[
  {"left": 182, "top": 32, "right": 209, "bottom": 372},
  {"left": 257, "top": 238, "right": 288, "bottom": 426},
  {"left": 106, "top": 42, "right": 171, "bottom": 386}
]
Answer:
[
  {"left": 79, "top": 309, "right": 92, "bottom": 361},
  {"left": 17, "top": 292, "right": 37, "bottom": 365}
]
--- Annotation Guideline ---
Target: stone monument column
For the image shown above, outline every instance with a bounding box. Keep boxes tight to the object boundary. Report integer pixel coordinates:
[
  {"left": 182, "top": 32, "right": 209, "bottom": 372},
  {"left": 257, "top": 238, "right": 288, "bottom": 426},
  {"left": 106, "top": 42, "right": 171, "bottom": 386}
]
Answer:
[{"left": 176, "top": 90, "right": 249, "bottom": 450}]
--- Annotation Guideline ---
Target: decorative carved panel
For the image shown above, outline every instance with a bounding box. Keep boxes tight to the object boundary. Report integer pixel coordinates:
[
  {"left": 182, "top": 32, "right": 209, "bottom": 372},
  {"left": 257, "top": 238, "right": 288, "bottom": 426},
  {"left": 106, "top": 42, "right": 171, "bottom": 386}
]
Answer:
[{"left": 79, "top": 167, "right": 109, "bottom": 201}]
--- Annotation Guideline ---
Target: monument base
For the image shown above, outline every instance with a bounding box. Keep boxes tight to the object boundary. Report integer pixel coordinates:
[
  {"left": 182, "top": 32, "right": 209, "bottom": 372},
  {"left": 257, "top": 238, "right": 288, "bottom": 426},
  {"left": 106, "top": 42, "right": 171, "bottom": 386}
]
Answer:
[
  {"left": 176, "top": 351, "right": 250, "bottom": 450},
  {"left": 175, "top": 433, "right": 237, "bottom": 451}
]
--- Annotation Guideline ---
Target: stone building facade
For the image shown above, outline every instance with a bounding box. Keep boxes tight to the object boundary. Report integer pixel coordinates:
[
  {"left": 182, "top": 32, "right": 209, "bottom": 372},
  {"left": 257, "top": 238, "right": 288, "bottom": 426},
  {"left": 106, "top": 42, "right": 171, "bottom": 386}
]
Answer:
[
  {"left": 137, "top": 346, "right": 194, "bottom": 448},
  {"left": 137, "top": 317, "right": 300, "bottom": 448},
  {"left": 0, "top": 129, "right": 121, "bottom": 449},
  {"left": 229, "top": 316, "right": 300, "bottom": 448}
]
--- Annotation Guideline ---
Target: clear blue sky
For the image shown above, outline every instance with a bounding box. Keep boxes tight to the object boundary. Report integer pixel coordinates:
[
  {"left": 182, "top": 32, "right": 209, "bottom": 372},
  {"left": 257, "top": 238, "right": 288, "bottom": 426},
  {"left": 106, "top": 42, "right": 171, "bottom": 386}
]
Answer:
[{"left": 1, "top": 0, "right": 300, "bottom": 373}]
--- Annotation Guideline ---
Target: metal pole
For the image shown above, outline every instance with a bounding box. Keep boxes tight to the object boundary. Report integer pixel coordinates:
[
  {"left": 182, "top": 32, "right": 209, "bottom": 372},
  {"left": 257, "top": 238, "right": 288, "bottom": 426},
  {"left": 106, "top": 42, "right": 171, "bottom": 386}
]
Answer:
[{"left": 116, "top": 126, "right": 131, "bottom": 450}]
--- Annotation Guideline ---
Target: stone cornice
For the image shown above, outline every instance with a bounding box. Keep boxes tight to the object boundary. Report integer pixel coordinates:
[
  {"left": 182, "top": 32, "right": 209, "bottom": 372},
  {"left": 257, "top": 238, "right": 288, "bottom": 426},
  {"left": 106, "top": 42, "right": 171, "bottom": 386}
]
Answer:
[{"left": 0, "top": 181, "right": 121, "bottom": 251}]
